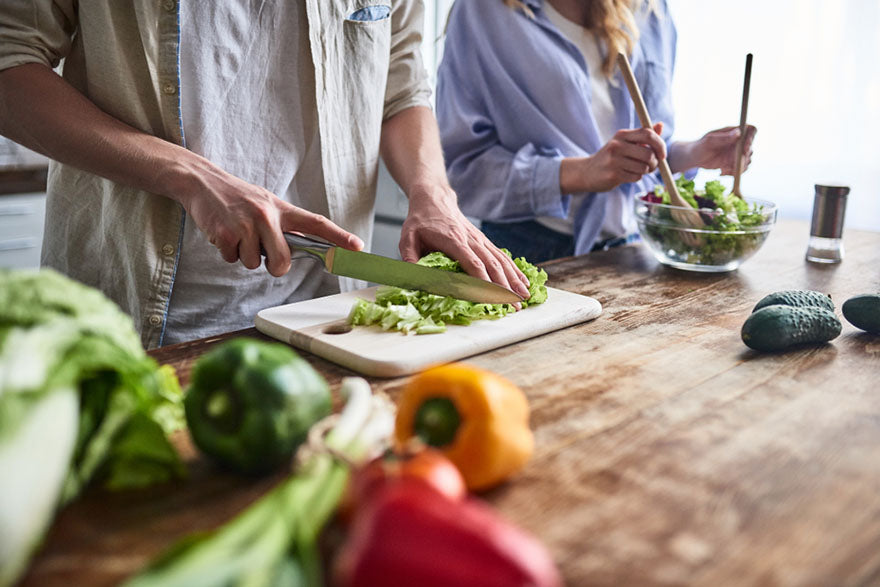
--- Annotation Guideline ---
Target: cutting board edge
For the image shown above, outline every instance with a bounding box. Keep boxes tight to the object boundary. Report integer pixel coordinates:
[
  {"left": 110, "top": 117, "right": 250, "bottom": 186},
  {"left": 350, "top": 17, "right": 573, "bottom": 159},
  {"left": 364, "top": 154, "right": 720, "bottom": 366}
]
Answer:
[
  {"left": 257, "top": 294, "right": 602, "bottom": 378},
  {"left": 308, "top": 302, "right": 601, "bottom": 378},
  {"left": 254, "top": 314, "right": 310, "bottom": 353}
]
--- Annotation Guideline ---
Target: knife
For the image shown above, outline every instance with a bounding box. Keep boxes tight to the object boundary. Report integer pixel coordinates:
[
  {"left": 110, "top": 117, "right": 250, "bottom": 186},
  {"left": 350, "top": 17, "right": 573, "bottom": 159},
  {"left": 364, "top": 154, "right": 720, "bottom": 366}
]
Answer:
[{"left": 273, "top": 233, "right": 524, "bottom": 304}]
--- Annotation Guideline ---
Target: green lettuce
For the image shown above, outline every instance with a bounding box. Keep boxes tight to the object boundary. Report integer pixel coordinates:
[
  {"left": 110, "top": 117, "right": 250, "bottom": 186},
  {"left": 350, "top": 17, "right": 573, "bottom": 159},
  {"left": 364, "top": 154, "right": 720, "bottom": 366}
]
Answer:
[{"left": 348, "top": 251, "right": 548, "bottom": 334}]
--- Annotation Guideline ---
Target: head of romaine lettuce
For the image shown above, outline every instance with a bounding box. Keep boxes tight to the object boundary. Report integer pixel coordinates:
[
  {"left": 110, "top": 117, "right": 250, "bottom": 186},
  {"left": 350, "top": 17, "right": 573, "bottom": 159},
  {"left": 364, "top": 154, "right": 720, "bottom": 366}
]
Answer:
[{"left": 0, "top": 269, "right": 184, "bottom": 587}]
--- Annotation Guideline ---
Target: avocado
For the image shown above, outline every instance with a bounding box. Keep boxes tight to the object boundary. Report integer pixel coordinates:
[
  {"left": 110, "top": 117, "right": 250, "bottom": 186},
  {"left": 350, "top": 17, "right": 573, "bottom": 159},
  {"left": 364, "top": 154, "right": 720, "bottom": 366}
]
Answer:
[
  {"left": 742, "top": 305, "right": 841, "bottom": 351},
  {"left": 842, "top": 294, "right": 880, "bottom": 334},
  {"left": 752, "top": 290, "right": 834, "bottom": 313}
]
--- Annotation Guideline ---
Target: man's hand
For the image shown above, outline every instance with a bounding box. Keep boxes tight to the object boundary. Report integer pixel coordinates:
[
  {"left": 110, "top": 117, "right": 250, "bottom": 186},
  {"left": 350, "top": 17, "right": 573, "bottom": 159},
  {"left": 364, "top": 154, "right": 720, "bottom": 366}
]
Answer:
[
  {"left": 0, "top": 63, "right": 362, "bottom": 277},
  {"left": 559, "top": 123, "right": 666, "bottom": 194},
  {"left": 399, "top": 183, "right": 532, "bottom": 301},
  {"left": 174, "top": 161, "right": 363, "bottom": 277},
  {"left": 380, "top": 106, "right": 531, "bottom": 302}
]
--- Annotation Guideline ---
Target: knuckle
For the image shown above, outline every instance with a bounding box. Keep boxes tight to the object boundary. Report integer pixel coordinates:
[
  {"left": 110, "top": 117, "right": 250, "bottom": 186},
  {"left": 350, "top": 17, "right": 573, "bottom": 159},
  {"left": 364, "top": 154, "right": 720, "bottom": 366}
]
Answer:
[
  {"left": 484, "top": 257, "right": 503, "bottom": 274},
  {"left": 213, "top": 228, "right": 235, "bottom": 249}
]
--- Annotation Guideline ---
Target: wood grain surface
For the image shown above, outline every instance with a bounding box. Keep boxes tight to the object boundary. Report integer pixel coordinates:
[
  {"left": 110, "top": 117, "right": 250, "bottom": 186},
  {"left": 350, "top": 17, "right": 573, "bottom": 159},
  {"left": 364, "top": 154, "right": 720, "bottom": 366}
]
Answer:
[{"left": 19, "top": 219, "right": 880, "bottom": 586}]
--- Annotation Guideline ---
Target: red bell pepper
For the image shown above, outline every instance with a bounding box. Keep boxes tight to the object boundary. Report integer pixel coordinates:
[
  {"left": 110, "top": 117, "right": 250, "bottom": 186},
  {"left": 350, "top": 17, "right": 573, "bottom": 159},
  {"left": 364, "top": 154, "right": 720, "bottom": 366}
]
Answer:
[
  {"left": 333, "top": 479, "right": 562, "bottom": 587},
  {"left": 340, "top": 448, "right": 467, "bottom": 523}
]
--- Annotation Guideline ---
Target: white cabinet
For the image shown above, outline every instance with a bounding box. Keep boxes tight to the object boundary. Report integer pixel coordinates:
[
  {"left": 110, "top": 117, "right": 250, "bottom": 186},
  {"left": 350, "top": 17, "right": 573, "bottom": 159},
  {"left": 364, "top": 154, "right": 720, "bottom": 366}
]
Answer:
[
  {"left": 371, "top": 162, "right": 408, "bottom": 259},
  {"left": 0, "top": 192, "right": 47, "bottom": 270}
]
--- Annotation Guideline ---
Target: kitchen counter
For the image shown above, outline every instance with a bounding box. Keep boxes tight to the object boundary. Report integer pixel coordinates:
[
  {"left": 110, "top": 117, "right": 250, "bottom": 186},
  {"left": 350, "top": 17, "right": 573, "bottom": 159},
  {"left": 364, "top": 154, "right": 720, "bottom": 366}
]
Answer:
[
  {"left": 0, "top": 166, "right": 47, "bottom": 196},
  {"left": 20, "top": 219, "right": 880, "bottom": 586}
]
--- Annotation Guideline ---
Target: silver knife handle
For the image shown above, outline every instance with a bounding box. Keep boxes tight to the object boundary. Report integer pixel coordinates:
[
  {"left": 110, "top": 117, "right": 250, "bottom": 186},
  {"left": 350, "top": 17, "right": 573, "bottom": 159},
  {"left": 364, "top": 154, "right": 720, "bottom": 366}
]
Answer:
[
  {"left": 260, "top": 233, "right": 332, "bottom": 265},
  {"left": 282, "top": 233, "right": 332, "bottom": 263}
]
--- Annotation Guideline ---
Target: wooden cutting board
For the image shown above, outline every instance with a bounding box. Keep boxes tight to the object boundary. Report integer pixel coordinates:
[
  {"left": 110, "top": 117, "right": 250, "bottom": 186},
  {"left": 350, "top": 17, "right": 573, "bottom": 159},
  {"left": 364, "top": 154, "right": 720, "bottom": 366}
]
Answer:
[{"left": 255, "top": 286, "right": 601, "bottom": 377}]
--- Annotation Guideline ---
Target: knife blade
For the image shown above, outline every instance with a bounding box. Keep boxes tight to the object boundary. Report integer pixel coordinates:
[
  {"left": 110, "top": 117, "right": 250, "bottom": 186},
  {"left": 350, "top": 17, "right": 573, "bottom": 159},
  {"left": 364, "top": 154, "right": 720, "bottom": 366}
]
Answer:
[{"left": 277, "top": 233, "right": 524, "bottom": 304}]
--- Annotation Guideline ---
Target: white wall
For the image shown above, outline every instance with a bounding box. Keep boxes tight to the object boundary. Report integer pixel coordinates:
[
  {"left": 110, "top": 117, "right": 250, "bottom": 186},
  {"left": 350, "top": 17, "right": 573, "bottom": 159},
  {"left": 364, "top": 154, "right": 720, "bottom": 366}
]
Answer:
[
  {"left": 669, "top": 0, "right": 880, "bottom": 231},
  {"left": 423, "top": 0, "right": 880, "bottom": 232}
]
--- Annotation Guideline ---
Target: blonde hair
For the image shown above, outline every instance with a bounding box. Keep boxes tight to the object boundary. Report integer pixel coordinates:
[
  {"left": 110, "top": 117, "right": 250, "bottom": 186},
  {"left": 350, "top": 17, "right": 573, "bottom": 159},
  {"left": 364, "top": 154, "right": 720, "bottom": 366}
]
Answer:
[{"left": 504, "top": 0, "right": 657, "bottom": 78}]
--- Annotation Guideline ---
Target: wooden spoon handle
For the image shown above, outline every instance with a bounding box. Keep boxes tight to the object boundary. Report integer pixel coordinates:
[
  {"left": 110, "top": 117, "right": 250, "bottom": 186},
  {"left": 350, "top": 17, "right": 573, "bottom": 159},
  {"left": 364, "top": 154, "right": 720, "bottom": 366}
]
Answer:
[
  {"left": 732, "top": 53, "right": 753, "bottom": 197},
  {"left": 615, "top": 52, "right": 681, "bottom": 205}
]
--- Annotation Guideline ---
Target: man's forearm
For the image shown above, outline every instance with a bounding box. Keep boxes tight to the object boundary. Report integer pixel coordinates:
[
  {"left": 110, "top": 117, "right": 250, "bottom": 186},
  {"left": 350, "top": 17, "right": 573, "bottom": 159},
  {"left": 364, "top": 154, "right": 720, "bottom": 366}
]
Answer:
[
  {"left": 379, "top": 105, "right": 453, "bottom": 202},
  {"left": 0, "top": 63, "right": 212, "bottom": 205}
]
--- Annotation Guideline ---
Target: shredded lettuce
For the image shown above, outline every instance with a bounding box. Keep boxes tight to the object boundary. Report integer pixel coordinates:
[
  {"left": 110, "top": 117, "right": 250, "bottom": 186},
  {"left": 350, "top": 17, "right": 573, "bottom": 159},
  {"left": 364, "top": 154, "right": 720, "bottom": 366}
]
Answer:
[{"left": 348, "top": 251, "right": 548, "bottom": 334}]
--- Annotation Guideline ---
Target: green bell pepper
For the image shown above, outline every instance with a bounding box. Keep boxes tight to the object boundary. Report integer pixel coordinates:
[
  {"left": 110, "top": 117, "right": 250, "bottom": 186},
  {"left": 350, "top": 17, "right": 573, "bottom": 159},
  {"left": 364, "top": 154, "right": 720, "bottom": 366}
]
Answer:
[{"left": 184, "top": 338, "right": 331, "bottom": 475}]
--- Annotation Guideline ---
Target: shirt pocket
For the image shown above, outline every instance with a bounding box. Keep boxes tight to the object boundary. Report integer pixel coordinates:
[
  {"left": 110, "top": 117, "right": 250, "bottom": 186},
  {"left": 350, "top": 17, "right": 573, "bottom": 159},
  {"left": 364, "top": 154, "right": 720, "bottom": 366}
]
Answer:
[
  {"left": 347, "top": 5, "right": 391, "bottom": 22},
  {"left": 341, "top": 5, "right": 392, "bottom": 129}
]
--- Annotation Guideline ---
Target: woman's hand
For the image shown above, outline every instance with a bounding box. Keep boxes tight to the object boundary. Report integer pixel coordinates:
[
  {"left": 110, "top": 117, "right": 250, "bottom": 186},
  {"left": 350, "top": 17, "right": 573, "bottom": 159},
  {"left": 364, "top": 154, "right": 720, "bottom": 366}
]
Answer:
[
  {"left": 669, "top": 125, "right": 757, "bottom": 175},
  {"left": 694, "top": 125, "right": 757, "bottom": 175},
  {"left": 176, "top": 160, "right": 363, "bottom": 277},
  {"left": 399, "top": 183, "right": 532, "bottom": 302},
  {"left": 559, "top": 123, "right": 666, "bottom": 194}
]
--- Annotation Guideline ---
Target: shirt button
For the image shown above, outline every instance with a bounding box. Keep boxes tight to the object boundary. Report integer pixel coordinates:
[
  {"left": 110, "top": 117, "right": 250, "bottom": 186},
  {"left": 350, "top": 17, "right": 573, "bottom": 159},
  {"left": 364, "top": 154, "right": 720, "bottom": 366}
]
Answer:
[
  {"left": 161, "top": 243, "right": 175, "bottom": 256},
  {"left": 162, "top": 82, "right": 177, "bottom": 95},
  {"left": 149, "top": 315, "right": 162, "bottom": 327},
  {"left": 162, "top": 0, "right": 176, "bottom": 11}
]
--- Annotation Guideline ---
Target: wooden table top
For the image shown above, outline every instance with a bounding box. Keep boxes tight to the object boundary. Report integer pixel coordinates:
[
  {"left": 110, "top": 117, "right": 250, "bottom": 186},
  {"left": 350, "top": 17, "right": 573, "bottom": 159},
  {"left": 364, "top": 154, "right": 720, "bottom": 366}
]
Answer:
[{"left": 21, "top": 219, "right": 880, "bottom": 586}]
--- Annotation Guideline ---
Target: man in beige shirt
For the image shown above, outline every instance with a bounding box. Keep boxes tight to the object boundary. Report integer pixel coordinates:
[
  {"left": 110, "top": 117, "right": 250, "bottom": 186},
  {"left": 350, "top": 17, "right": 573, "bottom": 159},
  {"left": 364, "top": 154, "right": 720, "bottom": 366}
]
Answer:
[{"left": 0, "top": 1, "right": 530, "bottom": 348}]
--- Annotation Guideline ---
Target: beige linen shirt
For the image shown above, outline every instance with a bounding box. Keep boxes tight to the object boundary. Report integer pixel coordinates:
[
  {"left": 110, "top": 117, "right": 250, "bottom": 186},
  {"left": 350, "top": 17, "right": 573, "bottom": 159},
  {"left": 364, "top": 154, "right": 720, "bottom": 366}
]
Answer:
[{"left": 0, "top": 0, "right": 431, "bottom": 349}]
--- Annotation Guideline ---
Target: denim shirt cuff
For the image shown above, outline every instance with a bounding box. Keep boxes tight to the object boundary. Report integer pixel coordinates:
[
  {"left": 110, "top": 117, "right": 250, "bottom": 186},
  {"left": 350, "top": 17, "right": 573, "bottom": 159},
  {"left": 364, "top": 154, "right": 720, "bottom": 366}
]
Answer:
[{"left": 530, "top": 152, "right": 569, "bottom": 218}]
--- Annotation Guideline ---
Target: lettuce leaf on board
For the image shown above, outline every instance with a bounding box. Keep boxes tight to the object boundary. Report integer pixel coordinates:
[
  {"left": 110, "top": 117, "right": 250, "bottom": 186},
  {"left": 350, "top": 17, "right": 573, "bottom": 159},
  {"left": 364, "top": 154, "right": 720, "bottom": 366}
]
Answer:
[
  {"left": 0, "top": 269, "right": 184, "bottom": 587},
  {"left": 348, "top": 251, "right": 548, "bottom": 334}
]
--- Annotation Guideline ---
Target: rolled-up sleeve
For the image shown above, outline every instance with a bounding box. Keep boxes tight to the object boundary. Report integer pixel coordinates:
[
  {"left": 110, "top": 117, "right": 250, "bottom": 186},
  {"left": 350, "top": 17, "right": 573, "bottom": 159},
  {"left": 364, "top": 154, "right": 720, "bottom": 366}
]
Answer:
[
  {"left": 437, "top": 65, "right": 568, "bottom": 222},
  {"left": 0, "top": 0, "right": 77, "bottom": 72},
  {"left": 383, "top": 0, "right": 431, "bottom": 120}
]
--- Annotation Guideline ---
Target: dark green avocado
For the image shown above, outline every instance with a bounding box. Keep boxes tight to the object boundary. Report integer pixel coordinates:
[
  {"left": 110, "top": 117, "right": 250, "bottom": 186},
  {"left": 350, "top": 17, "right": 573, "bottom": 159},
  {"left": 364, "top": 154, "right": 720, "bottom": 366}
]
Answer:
[
  {"left": 842, "top": 294, "right": 880, "bottom": 334},
  {"left": 752, "top": 290, "right": 834, "bottom": 313},
  {"left": 742, "top": 305, "right": 841, "bottom": 352}
]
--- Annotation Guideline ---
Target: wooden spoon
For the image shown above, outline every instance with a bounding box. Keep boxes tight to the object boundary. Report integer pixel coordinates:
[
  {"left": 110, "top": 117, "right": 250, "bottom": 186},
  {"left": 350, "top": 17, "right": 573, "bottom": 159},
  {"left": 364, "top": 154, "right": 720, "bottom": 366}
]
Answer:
[
  {"left": 615, "top": 52, "right": 704, "bottom": 237},
  {"left": 732, "top": 53, "right": 753, "bottom": 198}
]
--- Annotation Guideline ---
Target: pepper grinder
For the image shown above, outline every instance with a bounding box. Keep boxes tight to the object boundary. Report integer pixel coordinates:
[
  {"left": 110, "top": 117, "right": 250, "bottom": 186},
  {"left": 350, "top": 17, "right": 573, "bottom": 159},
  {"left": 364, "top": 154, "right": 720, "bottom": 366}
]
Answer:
[{"left": 806, "top": 184, "right": 849, "bottom": 263}]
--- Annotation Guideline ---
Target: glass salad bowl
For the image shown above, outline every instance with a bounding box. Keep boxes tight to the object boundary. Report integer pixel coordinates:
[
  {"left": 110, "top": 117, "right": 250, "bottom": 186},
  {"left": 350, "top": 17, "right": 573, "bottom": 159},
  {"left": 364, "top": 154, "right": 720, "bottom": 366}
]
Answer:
[{"left": 634, "top": 187, "right": 777, "bottom": 273}]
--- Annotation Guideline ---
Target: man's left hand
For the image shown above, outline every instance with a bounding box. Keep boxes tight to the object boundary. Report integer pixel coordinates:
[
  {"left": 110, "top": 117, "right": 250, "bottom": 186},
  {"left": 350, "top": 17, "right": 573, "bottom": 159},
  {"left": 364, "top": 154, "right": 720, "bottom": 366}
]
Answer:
[{"left": 399, "top": 183, "right": 532, "bottom": 302}]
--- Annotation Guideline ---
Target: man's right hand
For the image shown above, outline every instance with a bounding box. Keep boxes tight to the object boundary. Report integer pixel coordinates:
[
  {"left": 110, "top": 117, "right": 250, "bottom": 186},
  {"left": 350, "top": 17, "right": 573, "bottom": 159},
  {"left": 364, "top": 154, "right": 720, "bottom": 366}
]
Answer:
[
  {"left": 0, "top": 63, "right": 362, "bottom": 279},
  {"left": 559, "top": 123, "right": 666, "bottom": 194},
  {"left": 175, "top": 161, "right": 364, "bottom": 277}
]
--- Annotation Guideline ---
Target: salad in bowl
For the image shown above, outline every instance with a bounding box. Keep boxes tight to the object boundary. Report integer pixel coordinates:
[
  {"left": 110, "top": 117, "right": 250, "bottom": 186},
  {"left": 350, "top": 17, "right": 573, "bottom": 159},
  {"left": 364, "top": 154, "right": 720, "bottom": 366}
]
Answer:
[{"left": 635, "top": 178, "right": 777, "bottom": 272}]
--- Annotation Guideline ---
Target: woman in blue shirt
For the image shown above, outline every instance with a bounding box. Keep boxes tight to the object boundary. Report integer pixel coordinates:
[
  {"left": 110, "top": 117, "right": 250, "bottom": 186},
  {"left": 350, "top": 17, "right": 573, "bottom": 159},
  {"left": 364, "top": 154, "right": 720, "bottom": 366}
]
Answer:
[{"left": 437, "top": 0, "right": 755, "bottom": 262}]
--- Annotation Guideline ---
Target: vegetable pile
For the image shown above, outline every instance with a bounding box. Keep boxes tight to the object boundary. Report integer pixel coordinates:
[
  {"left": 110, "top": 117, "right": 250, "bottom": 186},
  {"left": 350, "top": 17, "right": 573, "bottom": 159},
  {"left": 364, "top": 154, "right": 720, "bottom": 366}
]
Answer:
[
  {"left": 347, "top": 251, "right": 548, "bottom": 334},
  {"left": 741, "top": 289, "right": 841, "bottom": 351},
  {"left": 639, "top": 177, "right": 772, "bottom": 266},
  {"left": 127, "top": 347, "right": 559, "bottom": 586},
  {"left": 0, "top": 269, "right": 184, "bottom": 587},
  {"left": 127, "top": 376, "right": 395, "bottom": 587},
  {"left": 2, "top": 270, "right": 562, "bottom": 585},
  {"left": 741, "top": 289, "right": 880, "bottom": 352}
]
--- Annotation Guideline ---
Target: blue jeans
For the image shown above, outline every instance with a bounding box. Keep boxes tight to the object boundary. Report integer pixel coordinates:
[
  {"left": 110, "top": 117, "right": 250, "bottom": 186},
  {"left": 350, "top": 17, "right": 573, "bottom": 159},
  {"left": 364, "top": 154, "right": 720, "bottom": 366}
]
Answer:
[{"left": 481, "top": 220, "right": 639, "bottom": 263}]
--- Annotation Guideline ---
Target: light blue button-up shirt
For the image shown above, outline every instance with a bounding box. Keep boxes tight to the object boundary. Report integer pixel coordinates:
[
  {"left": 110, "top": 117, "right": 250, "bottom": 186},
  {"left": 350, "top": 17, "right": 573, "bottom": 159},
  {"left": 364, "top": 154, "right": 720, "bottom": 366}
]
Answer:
[{"left": 437, "top": 0, "right": 684, "bottom": 255}]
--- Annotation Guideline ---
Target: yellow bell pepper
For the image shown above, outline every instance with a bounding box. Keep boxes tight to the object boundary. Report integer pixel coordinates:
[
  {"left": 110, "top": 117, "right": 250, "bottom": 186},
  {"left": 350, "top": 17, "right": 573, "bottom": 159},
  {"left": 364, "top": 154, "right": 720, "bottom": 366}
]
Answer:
[{"left": 394, "top": 363, "right": 534, "bottom": 491}]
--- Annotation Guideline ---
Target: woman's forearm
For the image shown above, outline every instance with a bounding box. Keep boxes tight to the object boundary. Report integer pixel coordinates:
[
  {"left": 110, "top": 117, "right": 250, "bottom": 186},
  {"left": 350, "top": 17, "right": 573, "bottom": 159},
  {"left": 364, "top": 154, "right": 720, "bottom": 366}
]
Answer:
[
  {"left": 667, "top": 140, "right": 703, "bottom": 174},
  {"left": 0, "top": 63, "right": 218, "bottom": 207}
]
